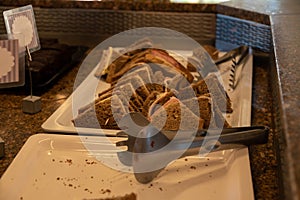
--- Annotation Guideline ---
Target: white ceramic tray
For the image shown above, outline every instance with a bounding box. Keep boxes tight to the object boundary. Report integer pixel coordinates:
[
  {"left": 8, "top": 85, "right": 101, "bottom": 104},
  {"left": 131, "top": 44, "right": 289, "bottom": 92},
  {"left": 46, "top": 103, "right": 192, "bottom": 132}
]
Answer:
[
  {"left": 0, "top": 134, "right": 254, "bottom": 200},
  {"left": 42, "top": 50, "right": 253, "bottom": 135}
]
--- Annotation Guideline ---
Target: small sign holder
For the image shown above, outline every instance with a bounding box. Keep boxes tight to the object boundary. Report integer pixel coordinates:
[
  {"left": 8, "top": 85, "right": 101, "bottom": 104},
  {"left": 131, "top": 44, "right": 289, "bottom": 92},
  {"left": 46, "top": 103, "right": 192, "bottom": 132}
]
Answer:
[
  {"left": 22, "top": 46, "right": 41, "bottom": 114},
  {"left": 3, "top": 5, "right": 41, "bottom": 114}
]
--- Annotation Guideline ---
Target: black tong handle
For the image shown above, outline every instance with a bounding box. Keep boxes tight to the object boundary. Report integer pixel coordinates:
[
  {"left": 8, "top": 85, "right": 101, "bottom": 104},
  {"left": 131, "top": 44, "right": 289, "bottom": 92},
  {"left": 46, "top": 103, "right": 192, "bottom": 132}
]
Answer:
[
  {"left": 217, "top": 126, "right": 269, "bottom": 146},
  {"left": 161, "top": 126, "right": 269, "bottom": 150}
]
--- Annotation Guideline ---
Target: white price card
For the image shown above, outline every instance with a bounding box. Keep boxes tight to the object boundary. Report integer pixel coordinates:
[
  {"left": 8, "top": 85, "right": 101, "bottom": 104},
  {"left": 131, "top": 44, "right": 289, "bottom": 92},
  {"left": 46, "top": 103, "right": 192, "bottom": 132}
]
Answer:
[{"left": 3, "top": 4, "right": 40, "bottom": 53}]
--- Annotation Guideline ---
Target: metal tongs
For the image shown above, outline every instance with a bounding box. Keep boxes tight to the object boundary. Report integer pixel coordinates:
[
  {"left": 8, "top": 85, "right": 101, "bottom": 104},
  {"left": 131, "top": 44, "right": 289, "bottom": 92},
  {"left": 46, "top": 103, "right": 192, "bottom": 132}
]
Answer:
[
  {"left": 215, "top": 45, "right": 249, "bottom": 89},
  {"left": 116, "top": 113, "right": 269, "bottom": 184},
  {"left": 214, "top": 45, "right": 249, "bottom": 66},
  {"left": 189, "top": 45, "right": 249, "bottom": 89}
]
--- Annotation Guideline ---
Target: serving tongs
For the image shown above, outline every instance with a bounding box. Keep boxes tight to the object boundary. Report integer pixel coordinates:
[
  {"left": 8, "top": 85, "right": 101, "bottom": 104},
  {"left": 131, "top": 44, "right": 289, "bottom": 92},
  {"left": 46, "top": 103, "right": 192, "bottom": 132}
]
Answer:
[
  {"left": 216, "top": 45, "right": 249, "bottom": 90},
  {"left": 214, "top": 45, "right": 249, "bottom": 66},
  {"left": 190, "top": 45, "right": 249, "bottom": 89},
  {"left": 116, "top": 113, "right": 269, "bottom": 184}
]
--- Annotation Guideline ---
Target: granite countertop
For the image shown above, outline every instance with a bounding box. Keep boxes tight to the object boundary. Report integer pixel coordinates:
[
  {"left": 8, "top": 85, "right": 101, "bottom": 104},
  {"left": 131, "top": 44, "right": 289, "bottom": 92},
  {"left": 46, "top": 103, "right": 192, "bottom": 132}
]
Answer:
[{"left": 0, "top": 0, "right": 299, "bottom": 199}]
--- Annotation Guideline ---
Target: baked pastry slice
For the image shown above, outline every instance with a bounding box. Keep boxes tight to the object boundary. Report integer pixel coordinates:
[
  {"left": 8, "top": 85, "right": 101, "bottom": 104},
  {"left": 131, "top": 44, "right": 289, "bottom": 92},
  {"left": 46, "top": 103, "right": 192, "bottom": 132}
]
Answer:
[{"left": 150, "top": 96, "right": 204, "bottom": 131}]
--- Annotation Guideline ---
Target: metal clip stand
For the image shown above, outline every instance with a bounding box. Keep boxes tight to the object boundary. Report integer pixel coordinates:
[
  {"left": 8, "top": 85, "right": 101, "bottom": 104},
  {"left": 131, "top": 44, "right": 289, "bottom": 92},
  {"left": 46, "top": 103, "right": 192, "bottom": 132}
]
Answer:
[{"left": 22, "top": 46, "right": 41, "bottom": 114}]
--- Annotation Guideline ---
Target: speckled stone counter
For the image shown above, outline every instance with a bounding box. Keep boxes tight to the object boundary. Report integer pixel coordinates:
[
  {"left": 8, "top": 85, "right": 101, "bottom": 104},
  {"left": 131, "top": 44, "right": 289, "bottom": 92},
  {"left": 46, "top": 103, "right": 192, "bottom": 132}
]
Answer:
[{"left": 0, "top": 0, "right": 299, "bottom": 199}]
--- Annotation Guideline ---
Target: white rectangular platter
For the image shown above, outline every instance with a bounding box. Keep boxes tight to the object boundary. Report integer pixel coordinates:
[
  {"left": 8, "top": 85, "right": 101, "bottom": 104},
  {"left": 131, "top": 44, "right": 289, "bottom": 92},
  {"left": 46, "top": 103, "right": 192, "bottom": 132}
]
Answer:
[
  {"left": 42, "top": 50, "right": 253, "bottom": 135},
  {"left": 0, "top": 133, "right": 254, "bottom": 200}
]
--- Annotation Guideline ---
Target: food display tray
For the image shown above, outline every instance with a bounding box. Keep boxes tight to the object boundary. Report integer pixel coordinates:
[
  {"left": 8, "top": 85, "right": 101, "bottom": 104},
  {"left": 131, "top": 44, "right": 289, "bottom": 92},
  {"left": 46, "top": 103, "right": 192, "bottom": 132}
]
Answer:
[
  {"left": 42, "top": 50, "right": 253, "bottom": 135},
  {"left": 6, "top": 49, "right": 255, "bottom": 199},
  {"left": 0, "top": 133, "right": 254, "bottom": 200}
]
